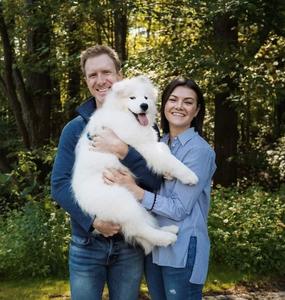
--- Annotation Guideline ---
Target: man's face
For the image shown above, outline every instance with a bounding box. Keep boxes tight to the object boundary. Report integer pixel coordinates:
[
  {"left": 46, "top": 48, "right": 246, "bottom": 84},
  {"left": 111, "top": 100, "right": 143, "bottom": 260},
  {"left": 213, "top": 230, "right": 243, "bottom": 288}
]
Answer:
[{"left": 84, "top": 54, "right": 121, "bottom": 107}]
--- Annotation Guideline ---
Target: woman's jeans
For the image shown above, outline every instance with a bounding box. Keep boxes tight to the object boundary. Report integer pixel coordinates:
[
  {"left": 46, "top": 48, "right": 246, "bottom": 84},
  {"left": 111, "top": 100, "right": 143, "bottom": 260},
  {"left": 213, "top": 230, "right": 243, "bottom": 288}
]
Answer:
[
  {"left": 145, "top": 237, "right": 203, "bottom": 300},
  {"left": 69, "top": 234, "right": 144, "bottom": 300}
]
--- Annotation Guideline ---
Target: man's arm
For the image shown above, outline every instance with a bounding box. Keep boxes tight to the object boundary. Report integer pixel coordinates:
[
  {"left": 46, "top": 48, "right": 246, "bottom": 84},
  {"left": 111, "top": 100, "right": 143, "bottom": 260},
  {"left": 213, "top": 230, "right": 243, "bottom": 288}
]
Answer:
[
  {"left": 120, "top": 146, "right": 161, "bottom": 192},
  {"left": 51, "top": 119, "right": 95, "bottom": 232},
  {"left": 90, "top": 128, "right": 161, "bottom": 192},
  {"left": 51, "top": 119, "right": 124, "bottom": 236}
]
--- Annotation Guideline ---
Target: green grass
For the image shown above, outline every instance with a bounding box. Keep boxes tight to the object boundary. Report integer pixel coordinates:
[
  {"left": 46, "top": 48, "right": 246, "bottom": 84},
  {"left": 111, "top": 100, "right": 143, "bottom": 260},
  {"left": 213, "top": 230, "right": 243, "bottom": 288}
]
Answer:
[
  {"left": 0, "top": 265, "right": 274, "bottom": 300},
  {"left": 0, "top": 278, "right": 138, "bottom": 300},
  {"left": 0, "top": 278, "right": 70, "bottom": 300},
  {"left": 204, "top": 263, "right": 249, "bottom": 293}
]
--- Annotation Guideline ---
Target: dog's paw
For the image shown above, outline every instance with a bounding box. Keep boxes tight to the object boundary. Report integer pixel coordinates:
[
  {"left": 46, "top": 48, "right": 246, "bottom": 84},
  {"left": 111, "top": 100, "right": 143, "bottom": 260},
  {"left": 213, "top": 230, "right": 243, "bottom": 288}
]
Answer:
[
  {"left": 161, "top": 225, "right": 179, "bottom": 234},
  {"left": 179, "top": 170, "right": 199, "bottom": 185},
  {"left": 135, "top": 237, "right": 153, "bottom": 255},
  {"left": 155, "top": 231, "right": 177, "bottom": 247},
  {"left": 163, "top": 172, "right": 174, "bottom": 181}
]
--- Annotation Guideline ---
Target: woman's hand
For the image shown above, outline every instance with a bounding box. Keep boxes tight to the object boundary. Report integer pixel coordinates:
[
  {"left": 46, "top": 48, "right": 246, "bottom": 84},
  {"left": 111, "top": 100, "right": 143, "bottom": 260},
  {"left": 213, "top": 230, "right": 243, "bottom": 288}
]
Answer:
[
  {"left": 89, "top": 128, "right": 128, "bottom": 159},
  {"left": 103, "top": 168, "right": 145, "bottom": 201},
  {"left": 92, "top": 219, "right": 121, "bottom": 237}
]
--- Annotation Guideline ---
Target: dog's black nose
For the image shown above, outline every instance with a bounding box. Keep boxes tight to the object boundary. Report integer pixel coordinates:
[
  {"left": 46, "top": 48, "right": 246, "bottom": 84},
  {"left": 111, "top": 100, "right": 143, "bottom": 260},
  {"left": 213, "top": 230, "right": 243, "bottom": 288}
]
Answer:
[{"left": 140, "top": 103, "right": 148, "bottom": 111}]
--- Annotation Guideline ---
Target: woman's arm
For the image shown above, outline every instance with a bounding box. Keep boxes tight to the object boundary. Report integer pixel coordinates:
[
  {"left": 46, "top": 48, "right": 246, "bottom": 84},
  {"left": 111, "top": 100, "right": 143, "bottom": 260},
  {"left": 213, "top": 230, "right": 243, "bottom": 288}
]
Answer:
[
  {"left": 105, "top": 147, "right": 216, "bottom": 222},
  {"left": 143, "top": 147, "right": 216, "bottom": 221}
]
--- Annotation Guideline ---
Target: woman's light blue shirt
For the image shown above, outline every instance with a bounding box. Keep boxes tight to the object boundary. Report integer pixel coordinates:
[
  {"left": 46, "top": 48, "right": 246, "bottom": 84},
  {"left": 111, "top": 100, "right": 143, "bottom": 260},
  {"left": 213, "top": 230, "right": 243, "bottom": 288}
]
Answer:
[{"left": 142, "top": 127, "right": 216, "bottom": 284}]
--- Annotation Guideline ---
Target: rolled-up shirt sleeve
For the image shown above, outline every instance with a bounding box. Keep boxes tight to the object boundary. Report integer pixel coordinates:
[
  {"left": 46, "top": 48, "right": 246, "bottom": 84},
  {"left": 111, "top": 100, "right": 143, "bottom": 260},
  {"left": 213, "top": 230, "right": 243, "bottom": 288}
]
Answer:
[{"left": 142, "top": 147, "right": 216, "bottom": 221}]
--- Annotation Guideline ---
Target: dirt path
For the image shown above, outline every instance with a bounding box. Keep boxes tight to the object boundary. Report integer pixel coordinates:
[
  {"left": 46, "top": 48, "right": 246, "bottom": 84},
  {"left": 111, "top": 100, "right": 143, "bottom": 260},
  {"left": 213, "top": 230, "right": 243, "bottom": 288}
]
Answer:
[{"left": 203, "top": 291, "right": 285, "bottom": 299}]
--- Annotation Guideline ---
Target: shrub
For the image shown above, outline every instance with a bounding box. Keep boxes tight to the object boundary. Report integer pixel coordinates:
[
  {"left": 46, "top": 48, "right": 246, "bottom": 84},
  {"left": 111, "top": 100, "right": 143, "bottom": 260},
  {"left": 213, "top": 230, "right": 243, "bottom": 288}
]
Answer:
[
  {"left": 209, "top": 186, "right": 285, "bottom": 275},
  {"left": 266, "top": 137, "right": 285, "bottom": 185},
  {"left": 0, "top": 144, "right": 57, "bottom": 214},
  {"left": 0, "top": 201, "right": 70, "bottom": 278}
]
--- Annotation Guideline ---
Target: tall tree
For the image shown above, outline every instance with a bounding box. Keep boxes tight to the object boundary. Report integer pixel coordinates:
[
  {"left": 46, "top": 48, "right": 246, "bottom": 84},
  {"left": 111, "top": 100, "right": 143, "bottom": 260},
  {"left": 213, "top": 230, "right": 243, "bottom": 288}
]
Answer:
[
  {"left": 64, "top": 10, "right": 83, "bottom": 120},
  {"left": 111, "top": 0, "right": 128, "bottom": 61},
  {"left": 24, "top": 0, "right": 52, "bottom": 147},
  {"left": 0, "top": 0, "right": 53, "bottom": 148},
  {"left": 213, "top": 14, "right": 239, "bottom": 186},
  {"left": 0, "top": 2, "right": 30, "bottom": 147}
]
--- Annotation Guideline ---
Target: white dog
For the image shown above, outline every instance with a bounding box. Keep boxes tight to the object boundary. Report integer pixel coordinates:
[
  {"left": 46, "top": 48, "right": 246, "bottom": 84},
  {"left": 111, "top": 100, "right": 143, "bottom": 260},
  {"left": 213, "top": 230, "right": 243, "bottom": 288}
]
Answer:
[{"left": 72, "top": 76, "right": 198, "bottom": 254}]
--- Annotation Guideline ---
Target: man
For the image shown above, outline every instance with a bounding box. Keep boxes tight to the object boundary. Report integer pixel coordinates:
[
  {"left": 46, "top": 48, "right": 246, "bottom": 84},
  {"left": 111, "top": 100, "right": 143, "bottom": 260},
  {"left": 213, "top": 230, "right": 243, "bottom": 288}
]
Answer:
[{"left": 51, "top": 45, "right": 160, "bottom": 300}]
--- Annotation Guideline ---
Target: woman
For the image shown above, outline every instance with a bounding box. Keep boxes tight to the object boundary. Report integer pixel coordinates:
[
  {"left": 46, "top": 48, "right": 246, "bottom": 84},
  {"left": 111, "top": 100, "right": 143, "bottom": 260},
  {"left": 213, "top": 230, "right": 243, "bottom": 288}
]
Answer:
[{"left": 103, "top": 78, "right": 216, "bottom": 300}]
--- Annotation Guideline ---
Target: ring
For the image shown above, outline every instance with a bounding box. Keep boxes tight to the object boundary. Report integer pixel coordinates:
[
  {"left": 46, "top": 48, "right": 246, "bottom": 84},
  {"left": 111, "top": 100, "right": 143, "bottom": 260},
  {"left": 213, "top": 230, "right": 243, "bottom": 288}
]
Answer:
[{"left": 87, "top": 132, "right": 93, "bottom": 140}]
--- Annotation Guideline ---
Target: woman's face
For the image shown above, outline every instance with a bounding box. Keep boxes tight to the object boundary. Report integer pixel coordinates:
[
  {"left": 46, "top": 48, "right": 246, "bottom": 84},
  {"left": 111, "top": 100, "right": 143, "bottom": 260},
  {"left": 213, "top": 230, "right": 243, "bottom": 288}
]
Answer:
[{"left": 164, "top": 85, "right": 200, "bottom": 135}]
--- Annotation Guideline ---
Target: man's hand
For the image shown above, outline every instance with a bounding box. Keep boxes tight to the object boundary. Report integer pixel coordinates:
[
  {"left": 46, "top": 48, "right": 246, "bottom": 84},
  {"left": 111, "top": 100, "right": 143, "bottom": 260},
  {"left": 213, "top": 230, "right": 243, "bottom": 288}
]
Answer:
[
  {"left": 92, "top": 219, "right": 121, "bottom": 237},
  {"left": 89, "top": 128, "right": 128, "bottom": 159}
]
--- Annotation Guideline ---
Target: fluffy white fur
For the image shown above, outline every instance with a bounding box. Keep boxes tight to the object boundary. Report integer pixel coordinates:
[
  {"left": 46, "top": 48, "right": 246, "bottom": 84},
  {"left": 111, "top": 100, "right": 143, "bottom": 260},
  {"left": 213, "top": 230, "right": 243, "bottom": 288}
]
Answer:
[{"left": 72, "top": 76, "right": 198, "bottom": 254}]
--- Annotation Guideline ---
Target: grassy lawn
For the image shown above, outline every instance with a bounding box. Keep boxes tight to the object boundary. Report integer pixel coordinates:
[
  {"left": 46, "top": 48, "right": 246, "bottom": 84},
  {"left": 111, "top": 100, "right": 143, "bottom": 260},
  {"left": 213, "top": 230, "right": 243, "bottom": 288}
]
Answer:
[
  {"left": 0, "top": 278, "right": 70, "bottom": 300},
  {"left": 0, "top": 265, "right": 274, "bottom": 300}
]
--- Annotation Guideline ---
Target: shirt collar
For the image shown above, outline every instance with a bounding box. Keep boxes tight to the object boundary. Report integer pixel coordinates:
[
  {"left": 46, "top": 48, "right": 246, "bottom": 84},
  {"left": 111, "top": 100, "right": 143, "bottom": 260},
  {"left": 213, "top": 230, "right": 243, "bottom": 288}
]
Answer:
[
  {"left": 76, "top": 97, "right": 97, "bottom": 122},
  {"left": 162, "top": 127, "right": 197, "bottom": 145}
]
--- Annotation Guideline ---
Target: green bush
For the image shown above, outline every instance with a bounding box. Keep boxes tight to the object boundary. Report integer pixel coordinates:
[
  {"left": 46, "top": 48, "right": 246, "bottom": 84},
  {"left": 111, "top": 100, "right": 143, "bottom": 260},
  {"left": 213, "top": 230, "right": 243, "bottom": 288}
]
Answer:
[
  {"left": 0, "top": 144, "right": 57, "bottom": 214},
  {"left": 209, "top": 186, "right": 285, "bottom": 275},
  {"left": 0, "top": 143, "right": 70, "bottom": 279},
  {"left": 266, "top": 137, "right": 285, "bottom": 185},
  {"left": 0, "top": 201, "right": 70, "bottom": 278}
]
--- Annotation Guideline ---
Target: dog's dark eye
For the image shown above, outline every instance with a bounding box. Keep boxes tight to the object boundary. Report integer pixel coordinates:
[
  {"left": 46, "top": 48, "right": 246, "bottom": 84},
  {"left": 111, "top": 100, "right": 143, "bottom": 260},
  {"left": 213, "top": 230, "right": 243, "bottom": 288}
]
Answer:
[
  {"left": 130, "top": 96, "right": 136, "bottom": 100},
  {"left": 144, "top": 96, "right": 148, "bottom": 100}
]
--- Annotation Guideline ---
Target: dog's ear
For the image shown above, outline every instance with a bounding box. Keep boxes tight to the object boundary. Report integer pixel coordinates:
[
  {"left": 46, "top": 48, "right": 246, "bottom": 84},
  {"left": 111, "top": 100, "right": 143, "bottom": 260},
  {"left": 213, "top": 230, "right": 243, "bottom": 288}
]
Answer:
[
  {"left": 136, "top": 75, "right": 158, "bottom": 101},
  {"left": 112, "top": 78, "right": 133, "bottom": 98},
  {"left": 111, "top": 80, "right": 128, "bottom": 98},
  {"left": 136, "top": 75, "right": 152, "bottom": 85}
]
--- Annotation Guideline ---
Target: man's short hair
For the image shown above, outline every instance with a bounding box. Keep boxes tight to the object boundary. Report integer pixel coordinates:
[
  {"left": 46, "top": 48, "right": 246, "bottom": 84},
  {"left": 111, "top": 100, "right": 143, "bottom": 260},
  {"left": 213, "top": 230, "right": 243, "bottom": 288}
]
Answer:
[{"left": 80, "top": 45, "right": 121, "bottom": 76}]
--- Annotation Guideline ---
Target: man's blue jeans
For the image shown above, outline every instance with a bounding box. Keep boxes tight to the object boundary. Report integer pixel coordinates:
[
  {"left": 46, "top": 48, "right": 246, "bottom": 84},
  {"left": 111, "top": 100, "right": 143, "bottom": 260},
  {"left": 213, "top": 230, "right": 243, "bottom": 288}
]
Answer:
[
  {"left": 69, "top": 234, "right": 144, "bottom": 300},
  {"left": 145, "top": 236, "right": 203, "bottom": 300}
]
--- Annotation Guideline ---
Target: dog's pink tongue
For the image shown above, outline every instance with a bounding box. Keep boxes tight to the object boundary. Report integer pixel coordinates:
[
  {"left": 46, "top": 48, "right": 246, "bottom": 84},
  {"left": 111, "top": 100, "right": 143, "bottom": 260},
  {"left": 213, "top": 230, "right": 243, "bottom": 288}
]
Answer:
[{"left": 138, "top": 114, "right": 148, "bottom": 126}]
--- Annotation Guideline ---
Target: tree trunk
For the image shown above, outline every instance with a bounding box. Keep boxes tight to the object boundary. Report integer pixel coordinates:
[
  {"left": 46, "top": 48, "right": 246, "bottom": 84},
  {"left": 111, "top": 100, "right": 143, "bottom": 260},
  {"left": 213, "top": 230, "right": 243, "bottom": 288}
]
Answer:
[
  {"left": 112, "top": 0, "right": 128, "bottom": 62},
  {"left": 66, "top": 19, "right": 82, "bottom": 120},
  {"left": 0, "top": 149, "right": 10, "bottom": 172},
  {"left": 275, "top": 95, "right": 285, "bottom": 138},
  {"left": 214, "top": 91, "right": 238, "bottom": 186},
  {"left": 0, "top": 3, "right": 30, "bottom": 147},
  {"left": 213, "top": 14, "right": 239, "bottom": 186},
  {"left": 25, "top": 0, "right": 52, "bottom": 147},
  {"left": 0, "top": 1, "right": 53, "bottom": 148}
]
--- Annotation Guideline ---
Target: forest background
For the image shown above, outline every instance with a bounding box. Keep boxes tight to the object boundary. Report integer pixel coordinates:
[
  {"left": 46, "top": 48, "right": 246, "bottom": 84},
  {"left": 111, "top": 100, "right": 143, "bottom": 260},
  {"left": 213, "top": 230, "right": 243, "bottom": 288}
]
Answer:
[{"left": 0, "top": 0, "right": 284, "bottom": 286}]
